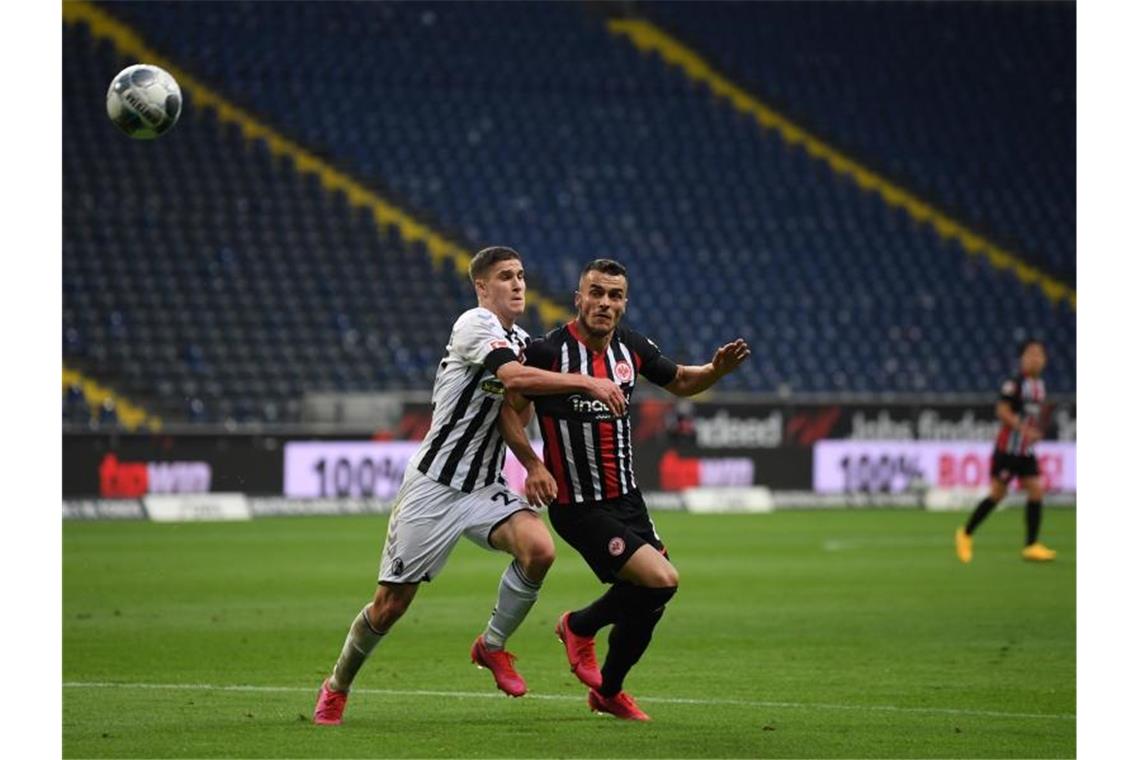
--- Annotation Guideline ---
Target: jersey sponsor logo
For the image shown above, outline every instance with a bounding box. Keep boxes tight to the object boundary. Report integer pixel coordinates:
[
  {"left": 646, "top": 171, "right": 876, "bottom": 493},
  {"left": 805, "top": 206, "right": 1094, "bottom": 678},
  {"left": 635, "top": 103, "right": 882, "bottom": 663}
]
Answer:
[
  {"left": 614, "top": 360, "right": 634, "bottom": 384},
  {"left": 481, "top": 378, "right": 506, "bottom": 395},
  {"left": 607, "top": 537, "right": 626, "bottom": 556},
  {"left": 568, "top": 394, "right": 615, "bottom": 416}
]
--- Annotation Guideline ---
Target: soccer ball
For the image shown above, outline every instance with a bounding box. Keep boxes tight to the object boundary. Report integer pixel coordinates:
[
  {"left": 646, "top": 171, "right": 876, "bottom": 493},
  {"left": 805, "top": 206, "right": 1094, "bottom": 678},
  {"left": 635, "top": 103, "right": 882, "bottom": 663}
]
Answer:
[{"left": 105, "top": 64, "right": 182, "bottom": 139}]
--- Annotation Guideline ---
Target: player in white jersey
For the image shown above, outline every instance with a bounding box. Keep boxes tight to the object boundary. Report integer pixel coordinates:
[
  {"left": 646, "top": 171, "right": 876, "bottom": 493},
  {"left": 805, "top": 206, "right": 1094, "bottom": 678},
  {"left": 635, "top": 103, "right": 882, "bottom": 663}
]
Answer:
[{"left": 314, "top": 246, "right": 628, "bottom": 725}]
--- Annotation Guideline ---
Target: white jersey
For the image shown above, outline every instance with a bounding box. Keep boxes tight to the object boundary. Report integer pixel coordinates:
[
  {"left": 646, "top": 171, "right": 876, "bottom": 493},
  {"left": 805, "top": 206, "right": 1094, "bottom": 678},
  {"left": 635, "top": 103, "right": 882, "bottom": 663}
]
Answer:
[{"left": 409, "top": 307, "right": 529, "bottom": 493}]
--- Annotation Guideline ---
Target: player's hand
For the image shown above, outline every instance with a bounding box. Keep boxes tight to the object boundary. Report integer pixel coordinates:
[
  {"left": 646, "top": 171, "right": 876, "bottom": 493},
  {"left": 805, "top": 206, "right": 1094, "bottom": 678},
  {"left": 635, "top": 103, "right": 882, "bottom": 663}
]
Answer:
[
  {"left": 524, "top": 463, "right": 558, "bottom": 507},
  {"left": 586, "top": 377, "right": 627, "bottom": 417},
  {"left": 711, "top": 338, "right": 751, "bottom": 377}
]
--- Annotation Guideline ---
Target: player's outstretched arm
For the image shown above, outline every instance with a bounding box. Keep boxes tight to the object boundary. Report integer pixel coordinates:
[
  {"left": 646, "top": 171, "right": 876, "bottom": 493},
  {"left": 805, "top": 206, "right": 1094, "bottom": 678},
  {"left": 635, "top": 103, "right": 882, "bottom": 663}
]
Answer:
[
  {"left": 495, "top": 362, "right": 626, "bottom": 416},
  {"left": 665, "top": 338, "right": 751, "bottom": 397},
  {"left": 497, "top": 392, "right": 557, "bottom": 507}
]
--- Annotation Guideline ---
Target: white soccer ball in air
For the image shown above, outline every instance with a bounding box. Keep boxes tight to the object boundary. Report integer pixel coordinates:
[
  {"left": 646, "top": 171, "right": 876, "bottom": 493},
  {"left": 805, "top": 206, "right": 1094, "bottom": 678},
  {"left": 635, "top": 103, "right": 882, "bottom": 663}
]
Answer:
[{"left": 106, "top": 64, "right": 182, "bottom": 140}]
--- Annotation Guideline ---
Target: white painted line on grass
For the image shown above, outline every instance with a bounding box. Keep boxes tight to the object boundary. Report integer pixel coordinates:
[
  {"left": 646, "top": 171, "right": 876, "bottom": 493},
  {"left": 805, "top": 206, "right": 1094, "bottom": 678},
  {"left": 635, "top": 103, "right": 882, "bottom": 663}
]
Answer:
[
  {"left": 822, "top": 537, "right": 956, "bottom": 552},
  {"left": 62, "top": 681, "right": 1075, "bottom": 721}
]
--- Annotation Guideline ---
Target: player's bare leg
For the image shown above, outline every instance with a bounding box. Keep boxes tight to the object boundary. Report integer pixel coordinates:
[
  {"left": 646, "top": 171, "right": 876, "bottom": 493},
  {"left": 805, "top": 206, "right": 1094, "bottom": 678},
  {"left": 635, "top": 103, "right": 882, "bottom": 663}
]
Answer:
[
  {"left": 617, "top": 544, "right": 680, "bottom": 588},
  {"left": 488, "top": 509, "right": 556, "bottom": 583},
  {"left": 1020, "top": 476, "right": 1056, "bottom": 561},
  {"left": 958, "top": 478, "right": 1008, "bottom": 563},
  {"left": 471, "top": 510, "right": 555, "bottom": 696},
  {"left": 314, "top": 582, "right": 419, "bottom": 724}
]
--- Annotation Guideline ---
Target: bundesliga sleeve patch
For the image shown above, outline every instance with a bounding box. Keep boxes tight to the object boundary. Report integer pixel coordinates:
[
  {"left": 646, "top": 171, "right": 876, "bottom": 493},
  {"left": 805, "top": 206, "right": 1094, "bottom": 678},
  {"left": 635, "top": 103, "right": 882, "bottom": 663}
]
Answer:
[{"left": 1002, "top": 380, "right": 1016, "bottom": 395}]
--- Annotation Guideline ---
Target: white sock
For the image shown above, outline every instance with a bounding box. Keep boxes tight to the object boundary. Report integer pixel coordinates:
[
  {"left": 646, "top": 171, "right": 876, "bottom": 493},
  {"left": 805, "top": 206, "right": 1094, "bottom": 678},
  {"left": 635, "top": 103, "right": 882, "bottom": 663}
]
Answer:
[
  {"left": 482, "top": 560, "right": 542, "bottom": 650},
  {"left": 328, "top": 605, "right": 386, "bottom": 692}
]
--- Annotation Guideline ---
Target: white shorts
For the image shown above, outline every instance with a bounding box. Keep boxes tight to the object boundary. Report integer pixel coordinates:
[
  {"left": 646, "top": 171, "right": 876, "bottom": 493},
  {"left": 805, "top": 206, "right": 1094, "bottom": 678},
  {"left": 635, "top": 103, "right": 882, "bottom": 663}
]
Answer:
[{"left": 378, "top": 469, "right": 537, "bottom": 584}]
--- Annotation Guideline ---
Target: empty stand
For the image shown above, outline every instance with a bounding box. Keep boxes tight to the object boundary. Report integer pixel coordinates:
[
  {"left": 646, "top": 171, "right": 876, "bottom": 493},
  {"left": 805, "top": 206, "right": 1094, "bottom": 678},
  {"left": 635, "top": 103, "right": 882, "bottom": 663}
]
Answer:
[
  {"left": 63, "top": 2, "right": 1075, "bottom": 425},
  {"left": 645, "top": 0, "right": 1075, "bottom": 283}
]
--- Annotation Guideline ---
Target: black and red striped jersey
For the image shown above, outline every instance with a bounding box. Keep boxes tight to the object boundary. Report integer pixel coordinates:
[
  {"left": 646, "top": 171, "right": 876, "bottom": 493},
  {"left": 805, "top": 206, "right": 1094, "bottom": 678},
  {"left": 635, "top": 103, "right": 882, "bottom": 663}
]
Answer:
[
  {"left": 522, "top": 320, "right": 679, "bottom": 505},
  {"left": 994, "top": 374, "right": 1047, "bottom": 456}
]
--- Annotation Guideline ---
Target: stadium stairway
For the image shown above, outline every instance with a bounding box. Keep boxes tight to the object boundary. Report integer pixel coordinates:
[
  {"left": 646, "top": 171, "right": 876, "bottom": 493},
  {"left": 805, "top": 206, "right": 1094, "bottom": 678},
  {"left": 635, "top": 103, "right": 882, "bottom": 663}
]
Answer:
[{"left": 62, "top": 365, "right": 162, "bottom": 431}]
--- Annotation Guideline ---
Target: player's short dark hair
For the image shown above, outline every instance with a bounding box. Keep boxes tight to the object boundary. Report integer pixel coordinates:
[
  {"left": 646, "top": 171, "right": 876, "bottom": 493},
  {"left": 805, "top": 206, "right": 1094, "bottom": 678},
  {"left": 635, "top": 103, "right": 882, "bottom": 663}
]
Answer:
[
  {"left": 469, "top": 246, "right": 521, "bottom": 283},
  {"left": 1021, "top": 337, "right": 1044, "bottom": 357},
  {"left": 579, "top": 258, "right": 628, "bottom": 284}
]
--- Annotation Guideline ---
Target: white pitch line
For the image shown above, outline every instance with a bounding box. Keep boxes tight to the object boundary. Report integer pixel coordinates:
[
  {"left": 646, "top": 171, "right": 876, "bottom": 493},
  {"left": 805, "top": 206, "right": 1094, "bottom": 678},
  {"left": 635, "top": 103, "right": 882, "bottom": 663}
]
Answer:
[
  {"left": 62, "top": 681, "right": 1075, "bottom": 721},
  {"left": 822, "top": 537, "right": 954, "bottom": 552}
]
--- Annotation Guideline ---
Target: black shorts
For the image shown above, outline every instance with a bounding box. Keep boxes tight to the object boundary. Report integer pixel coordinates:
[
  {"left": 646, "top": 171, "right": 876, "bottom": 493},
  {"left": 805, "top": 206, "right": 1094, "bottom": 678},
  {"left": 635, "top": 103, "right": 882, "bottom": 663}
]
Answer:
[
  {"left": 990, "top": 451, "right": 1040, "bottom": 483},
  {"left": 547, "top": 490, "right": 666, "bottom": 583}
]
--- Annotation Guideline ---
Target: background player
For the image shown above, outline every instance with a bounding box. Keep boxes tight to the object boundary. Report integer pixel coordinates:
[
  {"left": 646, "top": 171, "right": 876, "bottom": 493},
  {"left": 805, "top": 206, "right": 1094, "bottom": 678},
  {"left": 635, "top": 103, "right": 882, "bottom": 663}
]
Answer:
[
  {"left": 499, "top": 258, "right": 750, "bottom": 720},
  {"left": 313, "top": 247, "right": 624, "bottom": 724},
  {"left": 956, "top": 338, "right": 1056, "bottom": 563}
]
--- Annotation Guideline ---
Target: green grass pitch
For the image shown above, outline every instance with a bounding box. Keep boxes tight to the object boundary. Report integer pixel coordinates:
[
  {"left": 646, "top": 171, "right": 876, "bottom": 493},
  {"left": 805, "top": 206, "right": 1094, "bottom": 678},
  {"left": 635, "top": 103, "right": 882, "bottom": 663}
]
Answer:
[{"left": 63, "top": 508, "right": 1075, "bottom": 758}]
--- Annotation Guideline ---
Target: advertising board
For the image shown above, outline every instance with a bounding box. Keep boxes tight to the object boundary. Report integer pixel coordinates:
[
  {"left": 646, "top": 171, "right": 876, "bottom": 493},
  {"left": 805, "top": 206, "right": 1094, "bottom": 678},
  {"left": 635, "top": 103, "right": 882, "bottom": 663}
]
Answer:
[{"left": 812, "top": 440, "right": 1076, "bottom": 493}]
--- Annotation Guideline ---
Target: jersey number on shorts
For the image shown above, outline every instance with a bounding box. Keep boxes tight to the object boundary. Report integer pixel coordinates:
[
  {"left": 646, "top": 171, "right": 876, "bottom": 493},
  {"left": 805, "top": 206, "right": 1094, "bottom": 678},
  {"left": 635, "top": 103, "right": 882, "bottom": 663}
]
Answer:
[{"left": 491, "top": 490, "right": 519, "bottom": 507}]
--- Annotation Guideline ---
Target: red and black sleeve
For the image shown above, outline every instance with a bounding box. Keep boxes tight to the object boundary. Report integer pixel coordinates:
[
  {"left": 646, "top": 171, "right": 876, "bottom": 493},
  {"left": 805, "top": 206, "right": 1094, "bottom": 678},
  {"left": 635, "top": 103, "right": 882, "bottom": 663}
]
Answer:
[
  {"left": 622, "top": 327, "right": 679, "bottom": 388},
  {"left": 519, "top": 331, "right": 564, "bottom": 400},
  {"left": 998, "top": 376, "right": 1023, "bottom": 415},
  {"left": 521, "top": 333, "right": 561, "bottom": 372}
]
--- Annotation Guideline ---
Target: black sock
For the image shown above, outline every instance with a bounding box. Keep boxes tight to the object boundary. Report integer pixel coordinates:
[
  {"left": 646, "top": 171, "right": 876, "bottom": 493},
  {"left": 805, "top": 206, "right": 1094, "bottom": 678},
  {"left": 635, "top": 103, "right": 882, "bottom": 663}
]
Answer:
[
  {"left": 965, "top": 497, "right": 998, "bottom": 535},
  {"left": 598, "top": 607, "right": 664, "bottom": 697},
  {"left": 568, "top": 583, "right": 641, "bottom": 637},
  {"left": 1025, "top": 500, "right": 1043, "bottom": 545}
]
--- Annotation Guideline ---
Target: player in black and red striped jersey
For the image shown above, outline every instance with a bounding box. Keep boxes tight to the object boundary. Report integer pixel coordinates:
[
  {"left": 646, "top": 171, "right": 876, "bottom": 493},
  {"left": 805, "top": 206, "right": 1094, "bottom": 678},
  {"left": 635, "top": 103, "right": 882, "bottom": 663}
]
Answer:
[
  {"left": 498, "top": 259, "right": 750, "bottom": 720},
  {"left": 956, "top": 339, "right": 1057, "bottom": 563}
]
